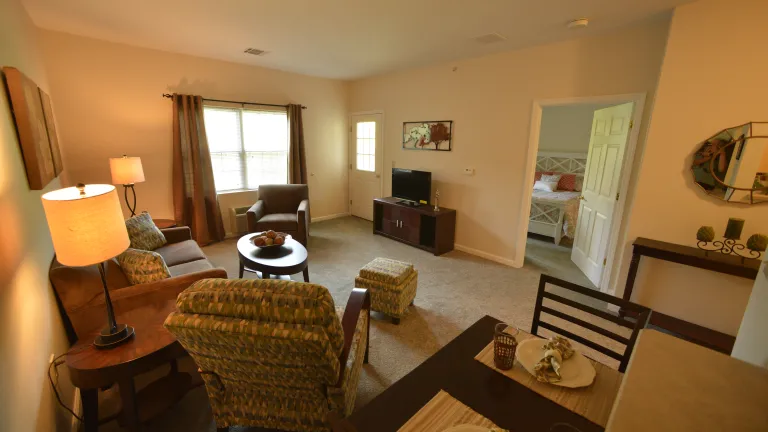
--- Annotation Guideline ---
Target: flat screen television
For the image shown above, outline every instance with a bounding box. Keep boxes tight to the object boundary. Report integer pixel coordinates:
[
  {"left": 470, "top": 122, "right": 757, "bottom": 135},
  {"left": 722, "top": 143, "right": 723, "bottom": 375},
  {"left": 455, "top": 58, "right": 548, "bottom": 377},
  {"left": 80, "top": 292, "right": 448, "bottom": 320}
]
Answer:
[{"left": 392, "top": 168, "right": 431, "bottom": 206}]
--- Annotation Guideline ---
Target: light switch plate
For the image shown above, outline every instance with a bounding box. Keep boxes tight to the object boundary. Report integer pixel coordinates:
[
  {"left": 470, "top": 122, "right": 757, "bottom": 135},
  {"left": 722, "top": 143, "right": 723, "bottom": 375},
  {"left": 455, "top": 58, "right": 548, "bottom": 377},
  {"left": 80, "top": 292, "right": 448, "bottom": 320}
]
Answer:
[{"left": 464, "top": 168, "right": 475, "bottom": 175}]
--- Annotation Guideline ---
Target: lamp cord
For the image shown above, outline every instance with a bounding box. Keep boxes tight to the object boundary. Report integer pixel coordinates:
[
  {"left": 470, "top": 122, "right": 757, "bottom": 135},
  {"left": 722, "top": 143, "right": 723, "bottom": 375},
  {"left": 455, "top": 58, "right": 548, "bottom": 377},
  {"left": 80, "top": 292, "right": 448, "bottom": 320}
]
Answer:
[{"left": 48, "top": 347, "right": 90, "bottom": 422}]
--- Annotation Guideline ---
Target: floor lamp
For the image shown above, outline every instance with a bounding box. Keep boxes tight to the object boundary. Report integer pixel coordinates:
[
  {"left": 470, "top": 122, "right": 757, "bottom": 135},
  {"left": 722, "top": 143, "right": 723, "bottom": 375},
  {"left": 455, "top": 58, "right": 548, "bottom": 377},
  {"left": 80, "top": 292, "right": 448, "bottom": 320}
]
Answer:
[
  {"left": 42, "top": 183, "right": 135, "bottom": 348},
  {"left": 109, "top": 155, "right": 145, "bottom": 217}
]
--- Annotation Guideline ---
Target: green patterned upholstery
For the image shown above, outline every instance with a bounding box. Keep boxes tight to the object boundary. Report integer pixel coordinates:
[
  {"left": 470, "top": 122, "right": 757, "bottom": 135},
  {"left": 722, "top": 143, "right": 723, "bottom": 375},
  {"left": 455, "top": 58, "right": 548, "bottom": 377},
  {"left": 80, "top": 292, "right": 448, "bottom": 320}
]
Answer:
[
  {"left": 117, "top": 248, "right": 171, "bottom": 285},
  {"left": 125, "top": 212, "right": 167, "bottom": 250},
  {"left": 164, "top": 278, "right": 369, "bottom": 432},
  {"left": 358, "top": 257, "right": 413, "bottom": 285},
  {"left": 356, "top": 258, "right": 417, "bottom": 320}
]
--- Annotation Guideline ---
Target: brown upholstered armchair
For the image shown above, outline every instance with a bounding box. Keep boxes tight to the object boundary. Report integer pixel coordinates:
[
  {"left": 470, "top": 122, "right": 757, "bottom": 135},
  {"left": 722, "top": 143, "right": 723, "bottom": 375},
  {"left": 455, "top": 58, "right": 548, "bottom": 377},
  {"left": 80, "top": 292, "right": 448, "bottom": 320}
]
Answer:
[{"left": 247, "top": 184, "right": 310, "bottom": 246}]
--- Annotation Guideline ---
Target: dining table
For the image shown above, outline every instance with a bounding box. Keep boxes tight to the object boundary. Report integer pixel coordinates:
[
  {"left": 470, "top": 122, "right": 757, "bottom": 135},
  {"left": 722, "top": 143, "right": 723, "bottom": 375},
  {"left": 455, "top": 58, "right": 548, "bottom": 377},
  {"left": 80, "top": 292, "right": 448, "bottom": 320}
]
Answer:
[{"left": 348, "top": 315, "right": 623, "bottom": 432}]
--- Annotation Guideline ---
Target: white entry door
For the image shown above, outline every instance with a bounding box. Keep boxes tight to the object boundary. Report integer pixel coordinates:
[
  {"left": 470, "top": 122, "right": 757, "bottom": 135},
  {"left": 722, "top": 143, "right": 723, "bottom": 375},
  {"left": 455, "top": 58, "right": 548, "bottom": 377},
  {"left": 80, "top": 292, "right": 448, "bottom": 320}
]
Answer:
[
  {"left": 571, "top": 103, "right": 634, "bottom": 286},
  {"left": 349, "top": 113, "right": 383, "bottom": 220}
]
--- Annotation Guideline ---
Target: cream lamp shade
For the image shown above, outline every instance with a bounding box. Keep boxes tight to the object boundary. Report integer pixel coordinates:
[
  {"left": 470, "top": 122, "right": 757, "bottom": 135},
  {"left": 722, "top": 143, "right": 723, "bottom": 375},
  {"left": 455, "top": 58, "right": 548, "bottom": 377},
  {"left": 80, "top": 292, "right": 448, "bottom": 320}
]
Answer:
[
  {"left": 109, "top": 155, "right": 145, "bottom": 185},
  {"left": 41, "top": 184, "right": 130, "bottom": 267}
]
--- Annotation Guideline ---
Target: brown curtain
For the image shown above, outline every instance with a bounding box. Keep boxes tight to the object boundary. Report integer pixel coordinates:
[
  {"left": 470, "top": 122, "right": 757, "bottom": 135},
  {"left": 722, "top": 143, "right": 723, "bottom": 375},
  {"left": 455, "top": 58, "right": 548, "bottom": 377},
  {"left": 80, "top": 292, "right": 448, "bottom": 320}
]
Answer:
[
  {"left": 172, "top": 94, "right": 225, "bottom": 245},
  {"left": 288, "top": 104, "right": 308, "bottom": 184}
]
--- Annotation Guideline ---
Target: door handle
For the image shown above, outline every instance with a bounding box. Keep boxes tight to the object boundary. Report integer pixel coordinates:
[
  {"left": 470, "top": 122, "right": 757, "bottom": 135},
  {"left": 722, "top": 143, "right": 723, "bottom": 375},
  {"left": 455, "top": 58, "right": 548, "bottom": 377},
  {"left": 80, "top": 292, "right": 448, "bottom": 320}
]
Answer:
[
  {"left": 579, "top": 196, "right": 586, "bottom": 201},
  {"left": 376, "top": 174, "right": 381, "bottom": 178}
]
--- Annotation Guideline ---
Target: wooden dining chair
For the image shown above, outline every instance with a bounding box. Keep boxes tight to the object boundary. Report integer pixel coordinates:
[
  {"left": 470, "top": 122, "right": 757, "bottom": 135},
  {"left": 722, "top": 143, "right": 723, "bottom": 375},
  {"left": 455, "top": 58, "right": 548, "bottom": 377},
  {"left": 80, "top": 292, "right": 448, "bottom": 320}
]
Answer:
[{"left": 531, "top": 274, "right": 651, "bottom": 372}]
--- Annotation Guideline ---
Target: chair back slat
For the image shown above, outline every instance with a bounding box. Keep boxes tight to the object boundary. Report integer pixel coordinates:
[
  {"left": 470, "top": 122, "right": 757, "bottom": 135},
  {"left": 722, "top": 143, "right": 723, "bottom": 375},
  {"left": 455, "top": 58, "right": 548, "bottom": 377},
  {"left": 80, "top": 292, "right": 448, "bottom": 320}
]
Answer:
[
  {"left": 531, "top": 275, "right": 651, "bottom": 372},
  {"left": 540, "top": 306, "right": 630, "bottom": 344}
]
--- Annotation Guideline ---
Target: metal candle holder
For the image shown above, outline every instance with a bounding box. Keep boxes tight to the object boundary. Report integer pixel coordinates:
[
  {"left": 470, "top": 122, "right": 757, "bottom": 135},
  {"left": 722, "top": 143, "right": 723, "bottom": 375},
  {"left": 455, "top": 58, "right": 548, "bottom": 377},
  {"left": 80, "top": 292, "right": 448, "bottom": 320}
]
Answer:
[
  {"left": 697, "top": 218, "right": 765, "bottom": 263},
  {"left": 696, "top": 238, "right": 762, "bottom": 262}
]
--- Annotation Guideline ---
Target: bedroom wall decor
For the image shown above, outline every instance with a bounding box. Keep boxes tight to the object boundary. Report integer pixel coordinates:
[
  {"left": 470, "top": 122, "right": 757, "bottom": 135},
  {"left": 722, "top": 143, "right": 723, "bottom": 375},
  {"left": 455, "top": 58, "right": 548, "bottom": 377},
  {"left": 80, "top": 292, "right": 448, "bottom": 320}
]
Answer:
[
  {"left": 403, "top": 121, "right": 452, "bottom": 151},
  {"left": 691, "top": 121, "right": 768, "bottom": 205},
  {"left": 2, "top": 66, "right": 63, "bottom": 189}
]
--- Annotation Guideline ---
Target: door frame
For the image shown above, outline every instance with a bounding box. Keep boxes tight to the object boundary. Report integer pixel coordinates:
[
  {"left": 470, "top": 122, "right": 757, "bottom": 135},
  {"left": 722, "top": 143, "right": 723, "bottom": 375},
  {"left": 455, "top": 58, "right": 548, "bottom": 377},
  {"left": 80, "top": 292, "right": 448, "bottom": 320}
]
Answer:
[
  {"left": 515, "top": 93, "right": 646, "bottom": 293},
  {"left": 348, "top": 110, "right": 385, "bottom": 215}
]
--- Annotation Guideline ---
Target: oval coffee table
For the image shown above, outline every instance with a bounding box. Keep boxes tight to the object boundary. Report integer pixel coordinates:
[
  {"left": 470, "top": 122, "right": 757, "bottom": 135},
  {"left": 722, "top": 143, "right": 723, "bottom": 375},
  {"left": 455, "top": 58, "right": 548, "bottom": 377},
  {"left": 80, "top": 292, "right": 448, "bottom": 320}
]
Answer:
[{"left": 237, "top": 233, "right": 309, "bottom": 282}]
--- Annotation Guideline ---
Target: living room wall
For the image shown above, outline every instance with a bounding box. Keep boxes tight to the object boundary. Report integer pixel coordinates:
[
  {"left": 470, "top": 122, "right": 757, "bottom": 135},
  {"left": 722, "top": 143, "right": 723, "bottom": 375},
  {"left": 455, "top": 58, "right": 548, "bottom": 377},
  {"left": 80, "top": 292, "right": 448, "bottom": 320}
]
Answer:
[
  {"left": 612, "top": 0, "right": 768, "bottom": 336},
  {"left": 348, "top": 15, "right": 671, "bottom": 265},
  {"left": 38, "top": 30, "right": 349, "bottom": 227},
  {"left": 0, "top": 0, "right": 74, "bottom": 430}
]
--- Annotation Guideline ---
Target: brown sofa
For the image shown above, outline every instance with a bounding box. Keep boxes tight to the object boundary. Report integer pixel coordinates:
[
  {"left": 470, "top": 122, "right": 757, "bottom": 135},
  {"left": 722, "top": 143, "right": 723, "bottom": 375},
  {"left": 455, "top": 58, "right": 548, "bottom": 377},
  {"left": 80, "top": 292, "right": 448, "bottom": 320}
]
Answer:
[
  {"left": 246, "top": 184, "right": 310, "bottom": 246},
  {"left": 50, "top": 226, "right": 227, "bottom": 342}
]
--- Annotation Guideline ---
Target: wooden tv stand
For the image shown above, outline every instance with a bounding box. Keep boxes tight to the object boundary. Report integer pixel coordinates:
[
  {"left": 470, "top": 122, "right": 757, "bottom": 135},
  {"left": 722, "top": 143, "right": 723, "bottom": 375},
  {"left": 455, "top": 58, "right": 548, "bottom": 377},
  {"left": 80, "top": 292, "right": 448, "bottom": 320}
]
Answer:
[{"left": 373, "top": 197, "right": 456, "bottom": 255}]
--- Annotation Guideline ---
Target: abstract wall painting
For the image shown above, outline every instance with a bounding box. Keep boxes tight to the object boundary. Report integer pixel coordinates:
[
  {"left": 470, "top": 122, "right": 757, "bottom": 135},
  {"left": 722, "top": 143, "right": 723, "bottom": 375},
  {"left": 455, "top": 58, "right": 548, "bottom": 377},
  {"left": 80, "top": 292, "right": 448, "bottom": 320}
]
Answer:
[
  {"left": 2, "top": 67, "right": 63, "bottom": 190},
  {"left": 403, "top": 121, "right": 452, "bottom": 151}
]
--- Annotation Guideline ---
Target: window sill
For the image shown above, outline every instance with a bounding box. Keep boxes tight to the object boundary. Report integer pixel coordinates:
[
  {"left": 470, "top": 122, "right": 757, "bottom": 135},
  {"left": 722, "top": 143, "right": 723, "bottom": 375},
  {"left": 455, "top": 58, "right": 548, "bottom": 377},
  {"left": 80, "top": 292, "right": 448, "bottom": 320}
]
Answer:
[{"left": 217, "top": 188, "right": 259, "bottom": 196}]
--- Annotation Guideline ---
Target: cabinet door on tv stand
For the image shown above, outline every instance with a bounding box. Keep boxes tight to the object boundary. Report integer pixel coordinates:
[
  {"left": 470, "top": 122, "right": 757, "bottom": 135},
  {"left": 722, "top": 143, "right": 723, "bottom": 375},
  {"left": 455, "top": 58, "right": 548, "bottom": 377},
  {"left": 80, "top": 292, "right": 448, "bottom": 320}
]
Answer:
[{"left": 400, "top": 212, "right": 421, "bottom": 244}]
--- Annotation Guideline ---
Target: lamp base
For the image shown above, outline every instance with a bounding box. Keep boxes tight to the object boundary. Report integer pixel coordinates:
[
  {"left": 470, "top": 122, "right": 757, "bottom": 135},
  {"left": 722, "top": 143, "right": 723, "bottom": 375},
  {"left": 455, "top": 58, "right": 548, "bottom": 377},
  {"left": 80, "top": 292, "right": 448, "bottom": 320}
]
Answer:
[{"left": 93, "top": 323, "right": 135, "bottom": 349}]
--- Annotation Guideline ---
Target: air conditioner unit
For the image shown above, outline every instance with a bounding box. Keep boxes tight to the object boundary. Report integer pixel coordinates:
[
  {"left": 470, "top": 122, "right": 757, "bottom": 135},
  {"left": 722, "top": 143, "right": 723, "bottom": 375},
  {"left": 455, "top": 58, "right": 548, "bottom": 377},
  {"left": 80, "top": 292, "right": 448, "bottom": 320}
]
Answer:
[{"left": 229, "top": 206, "right": 250, "bottom": 236}]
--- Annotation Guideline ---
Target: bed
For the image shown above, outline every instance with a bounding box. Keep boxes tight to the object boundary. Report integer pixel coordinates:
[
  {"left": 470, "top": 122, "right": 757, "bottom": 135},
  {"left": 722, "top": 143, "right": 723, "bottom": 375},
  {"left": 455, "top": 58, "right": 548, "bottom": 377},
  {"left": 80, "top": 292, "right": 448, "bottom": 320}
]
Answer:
[{"left": 528, "top": 152, "right": 587, "bottom": 245}]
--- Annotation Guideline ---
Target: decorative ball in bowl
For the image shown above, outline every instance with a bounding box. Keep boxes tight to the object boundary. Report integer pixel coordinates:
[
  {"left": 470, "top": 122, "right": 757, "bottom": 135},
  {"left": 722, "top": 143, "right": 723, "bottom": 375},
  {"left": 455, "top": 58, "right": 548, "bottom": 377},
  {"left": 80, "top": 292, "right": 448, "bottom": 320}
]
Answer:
[{"left": 252, "top": 230, "right": 289, "bottom": 249}]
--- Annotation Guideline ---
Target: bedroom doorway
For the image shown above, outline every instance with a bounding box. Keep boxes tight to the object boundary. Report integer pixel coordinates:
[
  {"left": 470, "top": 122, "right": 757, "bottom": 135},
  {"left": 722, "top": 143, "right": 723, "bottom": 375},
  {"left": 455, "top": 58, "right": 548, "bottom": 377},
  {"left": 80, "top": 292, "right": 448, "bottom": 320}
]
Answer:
[{"left": 519, "top": 94, "right": 646, "bottom": 293}]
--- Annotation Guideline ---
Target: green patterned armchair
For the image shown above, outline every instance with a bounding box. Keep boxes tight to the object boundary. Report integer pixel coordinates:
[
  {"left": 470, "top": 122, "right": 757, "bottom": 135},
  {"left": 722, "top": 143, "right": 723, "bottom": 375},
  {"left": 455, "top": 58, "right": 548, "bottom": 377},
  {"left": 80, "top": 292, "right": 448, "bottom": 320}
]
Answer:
[{"left": 163, "top": 278, "right": 370, "bottom": 432}]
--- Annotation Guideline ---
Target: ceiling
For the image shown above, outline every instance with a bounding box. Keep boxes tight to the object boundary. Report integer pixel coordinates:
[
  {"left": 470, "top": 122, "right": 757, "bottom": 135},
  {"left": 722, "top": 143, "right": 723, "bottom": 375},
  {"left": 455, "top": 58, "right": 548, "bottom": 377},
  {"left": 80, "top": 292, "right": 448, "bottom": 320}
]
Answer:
[{"left": 23, "top": 0, "right": 692, "bottom": 80}]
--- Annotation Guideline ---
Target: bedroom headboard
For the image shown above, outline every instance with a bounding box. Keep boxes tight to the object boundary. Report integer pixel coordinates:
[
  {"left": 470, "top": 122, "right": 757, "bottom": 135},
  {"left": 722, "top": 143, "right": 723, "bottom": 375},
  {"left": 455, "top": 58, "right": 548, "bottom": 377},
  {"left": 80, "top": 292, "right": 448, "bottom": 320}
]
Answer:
[{"left": 536, "top": 152, "right": 588, "bottom": 175}]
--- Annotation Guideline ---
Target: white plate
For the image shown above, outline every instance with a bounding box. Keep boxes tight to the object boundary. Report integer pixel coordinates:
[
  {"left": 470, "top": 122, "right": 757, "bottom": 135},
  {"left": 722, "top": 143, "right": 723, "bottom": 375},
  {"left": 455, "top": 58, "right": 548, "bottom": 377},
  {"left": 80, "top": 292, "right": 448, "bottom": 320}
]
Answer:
[
  {"left": 442, "top": 426, "right": 492, "bottom": 432},
  {"left": 515, "top": 338, "right": 596, "bottom": 388}
]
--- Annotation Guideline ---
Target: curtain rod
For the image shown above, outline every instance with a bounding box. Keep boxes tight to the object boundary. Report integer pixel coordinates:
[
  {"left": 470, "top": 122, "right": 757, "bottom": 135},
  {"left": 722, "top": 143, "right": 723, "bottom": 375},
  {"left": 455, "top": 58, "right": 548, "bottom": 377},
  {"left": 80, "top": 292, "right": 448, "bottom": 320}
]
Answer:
[{"left": 161, "top": 93, "right": 306, "bottom": 109}]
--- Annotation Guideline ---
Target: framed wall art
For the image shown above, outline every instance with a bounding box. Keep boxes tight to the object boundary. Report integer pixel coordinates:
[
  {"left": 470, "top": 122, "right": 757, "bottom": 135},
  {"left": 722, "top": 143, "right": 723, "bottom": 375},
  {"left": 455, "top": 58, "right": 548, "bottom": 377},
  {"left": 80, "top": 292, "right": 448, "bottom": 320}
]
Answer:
[
  {"left": 403, "top": 121, "right": 453, "bottom": 151},
  {"left": 2, "top": 67, "right": 62, "bottom": 189}
]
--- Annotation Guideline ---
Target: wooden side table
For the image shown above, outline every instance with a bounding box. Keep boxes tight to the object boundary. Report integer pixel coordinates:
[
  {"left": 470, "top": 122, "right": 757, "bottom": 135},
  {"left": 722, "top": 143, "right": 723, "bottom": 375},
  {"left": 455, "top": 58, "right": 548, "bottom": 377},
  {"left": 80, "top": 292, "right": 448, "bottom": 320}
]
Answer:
[
  {"left": 622, "top": 237, "right": 759, "bottom": 354},
  {"left": 67, "top": 294, "right": 201, "bottom": 431}
]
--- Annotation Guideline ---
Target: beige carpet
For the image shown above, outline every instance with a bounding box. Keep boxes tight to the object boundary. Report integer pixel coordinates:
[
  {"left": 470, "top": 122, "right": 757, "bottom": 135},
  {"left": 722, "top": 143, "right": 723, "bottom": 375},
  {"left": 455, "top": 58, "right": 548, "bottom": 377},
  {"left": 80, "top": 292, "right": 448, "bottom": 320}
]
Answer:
[{"left": 103, "top": 216, "right": 619, "bottom": 432}]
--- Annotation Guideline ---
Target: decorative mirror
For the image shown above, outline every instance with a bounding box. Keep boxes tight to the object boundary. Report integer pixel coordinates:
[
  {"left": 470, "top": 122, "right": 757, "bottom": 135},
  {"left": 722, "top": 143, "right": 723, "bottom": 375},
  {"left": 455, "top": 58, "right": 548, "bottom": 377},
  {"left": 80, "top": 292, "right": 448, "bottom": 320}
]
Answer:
[{"left": 691, "top": 122, "right": 768, "bottom": 204}]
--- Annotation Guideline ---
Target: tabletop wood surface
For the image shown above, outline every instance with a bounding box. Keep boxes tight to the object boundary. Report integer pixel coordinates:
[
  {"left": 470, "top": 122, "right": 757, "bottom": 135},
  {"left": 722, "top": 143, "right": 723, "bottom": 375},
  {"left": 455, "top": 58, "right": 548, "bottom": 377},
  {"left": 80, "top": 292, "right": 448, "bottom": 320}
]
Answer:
[
  {"left": 475, "top": 330, "right": 623, "bottom": 427},
  {"left": 349, "top": 316, "right": 603, "bottom": 432},
  {"left": 397, "top": 390, "right": 500, "bottom": 432}
]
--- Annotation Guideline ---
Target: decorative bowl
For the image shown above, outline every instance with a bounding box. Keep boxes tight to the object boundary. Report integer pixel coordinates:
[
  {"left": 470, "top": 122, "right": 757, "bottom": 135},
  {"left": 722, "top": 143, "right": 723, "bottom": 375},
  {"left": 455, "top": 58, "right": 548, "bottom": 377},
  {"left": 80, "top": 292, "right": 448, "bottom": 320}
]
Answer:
[{"left": 251, "top": 231, "right": 290, "bottom": 249}]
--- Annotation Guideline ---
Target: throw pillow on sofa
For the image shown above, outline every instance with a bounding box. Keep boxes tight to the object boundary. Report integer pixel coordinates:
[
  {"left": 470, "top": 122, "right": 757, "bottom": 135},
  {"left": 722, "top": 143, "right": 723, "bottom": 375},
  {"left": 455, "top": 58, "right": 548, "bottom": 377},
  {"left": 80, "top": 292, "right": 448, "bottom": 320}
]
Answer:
[
  {"left": 125, "top": 212, "right": 167, "bottom": 250},
  {"left": 117, "top": 248, "right": 171, "bottom": 285}
]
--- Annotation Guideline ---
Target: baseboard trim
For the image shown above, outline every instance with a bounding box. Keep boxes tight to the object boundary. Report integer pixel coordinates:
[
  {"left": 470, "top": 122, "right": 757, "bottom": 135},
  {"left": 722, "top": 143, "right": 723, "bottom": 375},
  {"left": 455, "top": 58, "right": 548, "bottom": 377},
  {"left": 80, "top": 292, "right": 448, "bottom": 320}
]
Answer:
[
  {"left": 454, "top": 244, "right": 518, "bottom": 267},
  {"left": 70, "top": 387, "right": 81, "bottom": 432},
  {"left": 311, "top": 212, "right": 350, "bottom": 223}
]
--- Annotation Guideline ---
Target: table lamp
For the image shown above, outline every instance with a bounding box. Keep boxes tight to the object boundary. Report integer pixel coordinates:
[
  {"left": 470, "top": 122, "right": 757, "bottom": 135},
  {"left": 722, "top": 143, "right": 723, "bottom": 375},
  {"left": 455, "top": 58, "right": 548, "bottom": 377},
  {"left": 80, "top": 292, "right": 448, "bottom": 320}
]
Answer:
[
  {"left": 109, "top": 155, "right": 145, "bottom": 217},
  {"left": 42, "top": 183, "right": 135, "bottom": 348}
]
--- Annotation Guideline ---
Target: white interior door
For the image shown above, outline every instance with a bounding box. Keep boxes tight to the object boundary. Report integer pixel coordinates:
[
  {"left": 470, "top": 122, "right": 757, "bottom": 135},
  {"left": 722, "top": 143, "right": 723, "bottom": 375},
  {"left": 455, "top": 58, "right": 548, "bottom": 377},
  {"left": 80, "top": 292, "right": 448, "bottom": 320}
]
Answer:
[
  {"left": 571, "top": 103, "right": 634, "bottom": 286},
  {"left": 349, "top": 113, "right": 383, "bottom": 220}
]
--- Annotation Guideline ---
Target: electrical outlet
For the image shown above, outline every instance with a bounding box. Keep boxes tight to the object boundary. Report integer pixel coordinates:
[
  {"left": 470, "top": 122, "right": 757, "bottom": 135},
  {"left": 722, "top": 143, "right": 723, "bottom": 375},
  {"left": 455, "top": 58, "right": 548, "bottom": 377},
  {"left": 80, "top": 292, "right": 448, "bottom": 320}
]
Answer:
[{"left": 463, "top": 168, "right": 475, "bottom": 175}]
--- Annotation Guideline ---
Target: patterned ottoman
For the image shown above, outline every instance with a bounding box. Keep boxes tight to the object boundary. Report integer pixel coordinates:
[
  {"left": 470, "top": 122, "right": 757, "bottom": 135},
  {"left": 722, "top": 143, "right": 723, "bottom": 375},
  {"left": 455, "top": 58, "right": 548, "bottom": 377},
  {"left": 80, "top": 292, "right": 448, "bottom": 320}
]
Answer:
[{"left": 355, "top": 258, "right": 417, "bottom": 324}]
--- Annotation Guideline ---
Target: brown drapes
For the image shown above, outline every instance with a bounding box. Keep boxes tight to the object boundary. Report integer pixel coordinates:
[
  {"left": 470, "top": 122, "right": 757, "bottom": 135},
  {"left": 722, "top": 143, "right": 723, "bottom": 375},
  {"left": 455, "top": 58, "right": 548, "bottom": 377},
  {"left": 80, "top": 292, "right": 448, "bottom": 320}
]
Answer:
[
  {"left": 172, "top": 94, "right": 225, "bottom": 245},
  {"left": 288, "top": 104, "right": 308, "bottom": 184}
]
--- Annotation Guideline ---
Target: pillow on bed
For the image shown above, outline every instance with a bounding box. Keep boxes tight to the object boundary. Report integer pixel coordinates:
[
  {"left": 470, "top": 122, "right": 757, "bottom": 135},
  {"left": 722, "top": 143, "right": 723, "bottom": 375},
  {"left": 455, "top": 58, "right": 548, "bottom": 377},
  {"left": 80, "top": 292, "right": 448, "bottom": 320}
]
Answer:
[
  {"left": 533, "top": 180, "right": 558, "bottom": 192},
  {"left": 557, "top": 174, "right": 578, "bottom": 191},
  {"left": 534, "top": 171, "right": 554, "bottom": 181},
  {"left": 541, "top": 174, "right": 562, "bottom": 184}
]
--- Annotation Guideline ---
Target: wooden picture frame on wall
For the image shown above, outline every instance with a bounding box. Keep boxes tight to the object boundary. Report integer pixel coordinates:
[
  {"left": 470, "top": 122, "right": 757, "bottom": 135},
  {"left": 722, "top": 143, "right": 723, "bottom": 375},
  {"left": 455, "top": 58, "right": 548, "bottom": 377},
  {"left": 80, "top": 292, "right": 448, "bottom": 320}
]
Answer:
[
  {"left": 402, "top": 121, "right": 453, "bottom": 151},
  {"left": 2, "top": 67, "right": 60, "bottom": 189},
  {"left": 39, "top": 89, "right": 64, "bottom": 176}
]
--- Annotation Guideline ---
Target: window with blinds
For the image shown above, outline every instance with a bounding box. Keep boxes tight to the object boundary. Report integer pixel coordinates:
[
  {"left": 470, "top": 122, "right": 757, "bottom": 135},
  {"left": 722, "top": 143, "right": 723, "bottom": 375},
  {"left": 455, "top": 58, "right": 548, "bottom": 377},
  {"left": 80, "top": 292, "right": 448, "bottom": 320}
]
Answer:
[{"left": 203, "top": 105, "right": 289, "bottom": 192}]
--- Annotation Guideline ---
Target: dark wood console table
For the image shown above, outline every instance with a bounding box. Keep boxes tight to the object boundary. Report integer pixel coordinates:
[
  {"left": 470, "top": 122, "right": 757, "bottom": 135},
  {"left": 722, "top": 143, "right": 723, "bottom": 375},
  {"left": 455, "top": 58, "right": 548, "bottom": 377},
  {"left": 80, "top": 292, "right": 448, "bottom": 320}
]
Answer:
[
  {"left": 373, "top": 197, "right": 456, "bottom": 255},
  {"left": 623, "top": 237, "right": 760, "bottom": 354}
]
